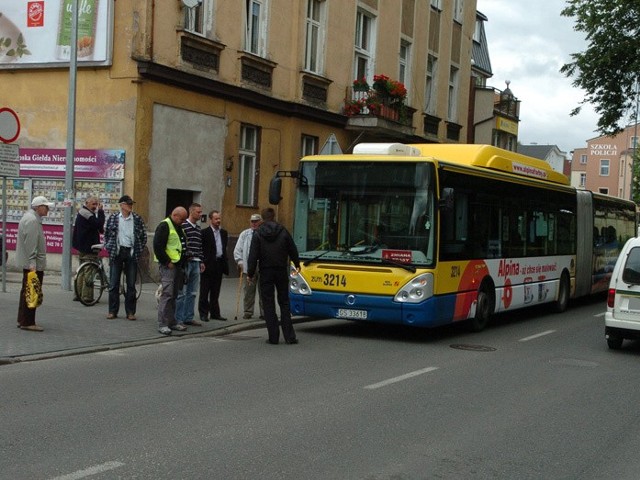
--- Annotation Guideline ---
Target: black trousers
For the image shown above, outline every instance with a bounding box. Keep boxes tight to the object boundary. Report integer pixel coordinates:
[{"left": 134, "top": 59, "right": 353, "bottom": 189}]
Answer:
[
  {"left": 259, "top": 266, "right": 296, "bottom": 343},
  {"left": 199, "top": 259, "right": 224, "bottom": 319}
]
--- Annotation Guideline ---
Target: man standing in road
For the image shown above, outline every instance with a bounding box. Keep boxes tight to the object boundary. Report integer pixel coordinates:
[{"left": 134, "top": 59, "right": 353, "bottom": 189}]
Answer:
[
  {"left": 104, "top": 195, "right": 147, "bottom": 321},
  {"left": 233, "top": 213, "right": 264, "bottom": 319},
  {"left": 154, "top": 206, "right": 188, "bottom": 335},
  {"left": 199, "top": 209, "right": 229, "bottom": 321},
  {"left": 176, "top": 203, "right": 205, "bottom": 328},
  {"left": 247, "top": 207, "right": 301, "bottom": 345},
  {"left": 15, "top": 195, "right": 54, "bottom": 332},
  {"left": 72, "top": 196, "right": 105, "bottom": 303}
]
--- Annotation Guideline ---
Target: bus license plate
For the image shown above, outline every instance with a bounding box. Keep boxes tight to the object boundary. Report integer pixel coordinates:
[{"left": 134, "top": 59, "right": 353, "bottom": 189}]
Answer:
[{"left": 337, "top": 308, "right": 368, "bottom": 319}]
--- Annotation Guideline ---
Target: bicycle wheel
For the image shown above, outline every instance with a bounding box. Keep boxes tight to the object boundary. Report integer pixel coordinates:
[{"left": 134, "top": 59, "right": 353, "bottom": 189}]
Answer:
[
  {"left": 75, "top": 262, "right": 105, "bottom": 306},
  {"left": 120, "top": 269, "right": 142, "bottom": 300}
]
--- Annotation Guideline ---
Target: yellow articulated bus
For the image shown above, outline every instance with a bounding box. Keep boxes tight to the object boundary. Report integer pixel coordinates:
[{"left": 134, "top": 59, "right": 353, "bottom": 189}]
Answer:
[{"left": 270, "top": 143, "right": 636, "bottom": 331}]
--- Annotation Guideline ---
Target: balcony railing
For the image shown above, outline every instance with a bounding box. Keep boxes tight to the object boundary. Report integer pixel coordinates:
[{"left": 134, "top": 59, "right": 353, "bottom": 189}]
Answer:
[{"left": 344, "top": 86, "right": 414, "bottom": 127}]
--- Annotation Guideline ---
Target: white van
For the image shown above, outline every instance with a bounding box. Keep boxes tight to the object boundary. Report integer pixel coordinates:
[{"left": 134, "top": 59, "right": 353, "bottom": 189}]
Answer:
[{"left": 605, "top": 236, "right": 640, "bottom": 349}]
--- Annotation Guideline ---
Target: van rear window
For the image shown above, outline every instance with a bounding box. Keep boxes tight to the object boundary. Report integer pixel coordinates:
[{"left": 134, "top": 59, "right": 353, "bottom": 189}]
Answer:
[{"left": 622, "top": 247, "right": 640, "bottom": 284}]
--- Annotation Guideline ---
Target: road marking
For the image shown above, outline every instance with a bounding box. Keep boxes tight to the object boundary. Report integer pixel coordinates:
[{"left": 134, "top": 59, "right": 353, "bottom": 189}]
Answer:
[
  {"left": 364, "top": 367, "right": 438, "bottom": 390},
  {"left": 594, "top": 312, "right": 605, "bottom": 317},
  {"left": 518, "top": 330, "right": 556, "bottom": 342},
  {"left": 49, "top": 461, "right": 125, "bottom": 480}
]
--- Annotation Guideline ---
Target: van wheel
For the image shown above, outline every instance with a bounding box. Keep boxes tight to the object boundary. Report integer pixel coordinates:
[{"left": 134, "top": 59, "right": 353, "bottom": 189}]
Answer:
[
  {"left": 552, "top": 272, "right": 570, "bottom": 313},
  {"left": 607, "top": 336, "right": 623, "bottom": 350},
  {"left": 469, "top": 283, "right": 494, "bottom": 332}
]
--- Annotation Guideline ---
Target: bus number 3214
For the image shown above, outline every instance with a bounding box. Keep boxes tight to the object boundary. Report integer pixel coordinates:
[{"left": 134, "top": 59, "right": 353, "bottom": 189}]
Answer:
[{"left": 323, "top": 274, "right": 347, "bottom": 287}]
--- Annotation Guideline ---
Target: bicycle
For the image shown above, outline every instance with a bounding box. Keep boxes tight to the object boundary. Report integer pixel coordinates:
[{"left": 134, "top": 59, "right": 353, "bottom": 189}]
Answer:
[{"left": 74, "top": 243, "right": 142, "bottom": 306}]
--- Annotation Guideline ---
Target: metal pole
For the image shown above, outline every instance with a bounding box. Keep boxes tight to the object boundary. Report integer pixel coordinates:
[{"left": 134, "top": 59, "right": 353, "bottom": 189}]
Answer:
[
  {"left": 61, "top": 0, "right": 79, "bottom": 291},
  {"left": 632, "top": 79, "right": 639, "bottom": 203},
  {"left": 2, "top": 176, "right": 6, "bottom": 292}
]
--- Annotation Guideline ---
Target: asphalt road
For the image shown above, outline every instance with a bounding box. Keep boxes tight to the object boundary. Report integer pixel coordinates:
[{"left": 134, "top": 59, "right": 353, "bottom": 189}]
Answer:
[{"left": 2, "top": 296, "right": 640, "bottom": 480}]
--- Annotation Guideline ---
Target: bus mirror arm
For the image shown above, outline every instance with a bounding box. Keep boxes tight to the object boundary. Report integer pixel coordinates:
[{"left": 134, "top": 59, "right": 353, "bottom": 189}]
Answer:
[{"left": 269, "top": 171, "right": 308, "bottom": 205}]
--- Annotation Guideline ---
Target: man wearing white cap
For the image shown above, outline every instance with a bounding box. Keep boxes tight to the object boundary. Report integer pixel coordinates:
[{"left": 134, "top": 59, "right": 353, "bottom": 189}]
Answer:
[
  {"left": 15, "top": 196, "right": 54, "bottom": 331},
  {"left": 233, "top": 213, "right": 264, "bottom": 319}
]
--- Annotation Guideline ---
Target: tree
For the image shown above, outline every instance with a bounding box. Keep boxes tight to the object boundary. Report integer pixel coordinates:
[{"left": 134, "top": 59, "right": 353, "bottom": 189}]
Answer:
[
  {"left": 632, "top": 147, "right": 640, "bottom": 204},
  {"left": 560, "top": 0, "right": 640, "bottom": 136}
]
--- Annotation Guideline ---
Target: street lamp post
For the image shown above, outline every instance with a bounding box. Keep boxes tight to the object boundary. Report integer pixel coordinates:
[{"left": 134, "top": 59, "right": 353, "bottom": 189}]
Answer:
[{"left": 62, "top": 0, "right": 79, "bottom": 291}]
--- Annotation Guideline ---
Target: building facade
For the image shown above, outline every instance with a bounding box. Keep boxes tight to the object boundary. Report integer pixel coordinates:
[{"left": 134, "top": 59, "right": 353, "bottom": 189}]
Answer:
[
  {"left": 570, "top": 124, "right": 639, "bottom": 200},
  {"left": 1, "top": 0, "right": 485, "bottom": 268}
]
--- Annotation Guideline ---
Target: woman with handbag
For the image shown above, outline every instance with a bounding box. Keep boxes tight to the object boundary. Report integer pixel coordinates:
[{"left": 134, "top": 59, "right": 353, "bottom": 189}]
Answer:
[{"left": 15, "top": 196, "right": 53, "bottom": 332}]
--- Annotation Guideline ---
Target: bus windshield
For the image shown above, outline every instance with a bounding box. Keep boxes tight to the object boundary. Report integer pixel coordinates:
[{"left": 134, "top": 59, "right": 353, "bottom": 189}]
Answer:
[{"left": 292, "top": 161, "right": 436, "bottom": 267}]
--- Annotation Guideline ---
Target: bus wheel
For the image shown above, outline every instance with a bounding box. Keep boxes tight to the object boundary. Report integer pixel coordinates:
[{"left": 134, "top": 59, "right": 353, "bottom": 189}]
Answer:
[
  {"left": 552, "top": 272, "right": 570, "bottom": 313},
  {"left": 469, "top": 283, "right": 494, "bottom": 332}
]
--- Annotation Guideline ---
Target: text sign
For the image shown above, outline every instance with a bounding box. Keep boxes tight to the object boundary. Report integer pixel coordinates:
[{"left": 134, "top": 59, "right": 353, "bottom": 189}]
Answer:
[{"left": 0, "top": 143, "right": 20, "bottom": 176}]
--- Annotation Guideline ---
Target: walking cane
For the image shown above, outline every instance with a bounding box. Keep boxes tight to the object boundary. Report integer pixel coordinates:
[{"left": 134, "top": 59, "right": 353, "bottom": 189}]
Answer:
[{"left": 234, "top": 265, "right": 244, "bottom": 320}]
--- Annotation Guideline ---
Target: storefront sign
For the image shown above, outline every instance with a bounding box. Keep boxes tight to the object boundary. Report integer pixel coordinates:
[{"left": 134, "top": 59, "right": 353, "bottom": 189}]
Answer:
[{"left": 19, "top": 148, "right": 125, "bottom": 178}]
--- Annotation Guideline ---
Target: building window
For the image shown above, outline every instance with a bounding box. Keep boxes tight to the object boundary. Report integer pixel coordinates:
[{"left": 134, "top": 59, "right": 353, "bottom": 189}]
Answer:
[
  {"left": 430, "top": 0, "right": 442, "bottom": 10},
  {"left": 238, "top": 125, "right": 259, "bottom": 206},
  {"left": 184, "top": 0, "right": 214, "bottom": 36},
  {"left": 301, "top": 135, "right": 318, "bottom": 156},
  {"left": 473, "top": 17, "right": 481, "bottom": 42},
  {"left": 245, "top": 0, "right": 268, "bottom": 57},
  {"left": 631, "top": 136, "right": 639, "bottom": 149},
  {"left": 599, "top": 188, "right": 609, "bottom": 195},
  {"left": 399, "top": 40, "right": 411, "bottom": 97},
  {"left": 580, "top": 154, "right": 587, "bottom": 164},
  {"left": 354, "top": 8, "right": 375, "bottom": 81},
  {"left": 425, "top": 54, "right": 437, "bottom": 114},
  {"left": 447, "top": 65, "right": 459, "bottom": 121},
  {"left": 304, "top": 0, "right": 326, "bottom": 74},
  {"left": 579, "top": 172, "right": 586, "bottom": 187},
  {"left": 453, "top": 0, "right": 464, "bottom": 22},
  {"left": 600, "top": 159, "right": 610, "bottom": 176}
]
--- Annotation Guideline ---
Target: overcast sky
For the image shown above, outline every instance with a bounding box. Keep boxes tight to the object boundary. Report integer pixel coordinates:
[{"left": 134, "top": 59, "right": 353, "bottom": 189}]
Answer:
[{"left": 477, "top": 0, "right": 601, "bottom": 154}]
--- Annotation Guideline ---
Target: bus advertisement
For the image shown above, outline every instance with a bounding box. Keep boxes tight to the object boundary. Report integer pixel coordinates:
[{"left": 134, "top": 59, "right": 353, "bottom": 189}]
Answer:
[{"left": 273, "top": 143, "right": 636, "bottom": 331}]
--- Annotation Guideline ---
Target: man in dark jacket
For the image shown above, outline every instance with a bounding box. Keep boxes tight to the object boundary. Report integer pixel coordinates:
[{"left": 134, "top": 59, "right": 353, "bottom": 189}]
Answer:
[
  {"left": 72, "top": 196, "right": 105, "bottom": 302},
  {"left": 247, "top": 207, "right": 301, "bottom": 344}
]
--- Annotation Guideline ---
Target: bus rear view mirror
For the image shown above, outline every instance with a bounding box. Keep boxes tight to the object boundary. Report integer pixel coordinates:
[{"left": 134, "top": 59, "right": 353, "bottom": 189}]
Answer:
[
  {"left": 439, "top": 187, "right": 454, "bottom": 210},
  {"left": 269, "top": 176, "right": 282, "bottom": 205}
]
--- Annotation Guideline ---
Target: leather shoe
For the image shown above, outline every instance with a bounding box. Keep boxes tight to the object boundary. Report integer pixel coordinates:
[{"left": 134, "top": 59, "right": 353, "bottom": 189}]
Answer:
[
  {"left": 127, "top": 314, "right": 136, "bottom": 321},
  {"left": 266, "top": 339, "right": 278, "bottom": 345},
  {"left": 200, "top": 316, "right": 210, "bottom": 322},
  {"left": 212, "top": 316, "right": 227, "bottom": 321},
  {"left": 185, "top": 320, "right": 203, "bottom": 326},
  {"left": 106, "top": 313, "right": 117, "bottom": 319},
  {"left": 285, "top": 338, "right": 299, "bottom": 344}
]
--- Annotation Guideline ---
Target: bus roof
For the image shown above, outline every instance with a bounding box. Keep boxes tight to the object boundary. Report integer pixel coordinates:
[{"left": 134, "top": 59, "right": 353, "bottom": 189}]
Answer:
[
  {"left": 304, "top": 143, "right": 569, "bottom": 186},
  {"left": 408, "top": 144, "right": 569, "bottom": 185}
]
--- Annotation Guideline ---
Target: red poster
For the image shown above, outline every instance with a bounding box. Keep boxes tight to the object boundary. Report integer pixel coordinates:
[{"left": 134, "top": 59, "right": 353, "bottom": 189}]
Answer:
[{"left": 27, "top": 1, "right": 45, "bottom": 27}]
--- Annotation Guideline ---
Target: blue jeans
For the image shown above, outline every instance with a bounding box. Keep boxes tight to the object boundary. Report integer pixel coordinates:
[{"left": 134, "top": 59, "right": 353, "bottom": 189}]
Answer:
[
  {"left": 175, "top": 260, "right": 200, "bottom": 323},
  {"left": 108, "top": 248, "right": 138, "bottom": 316}
]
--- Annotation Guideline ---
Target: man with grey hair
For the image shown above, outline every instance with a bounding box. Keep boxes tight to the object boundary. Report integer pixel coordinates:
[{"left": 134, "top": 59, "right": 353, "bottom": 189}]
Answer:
[
  {"left": 233, "top": 213, "right": 264, "bottom": 319},
  {"left": 15, "top": 195, "right": 54, "bottom": 332},
  {"left": 72, "top": 196, "right": 105, "bottom": 302}
]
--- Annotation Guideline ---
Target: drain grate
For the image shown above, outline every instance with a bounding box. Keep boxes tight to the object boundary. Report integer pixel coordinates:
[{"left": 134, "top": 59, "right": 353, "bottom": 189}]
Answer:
[{"left": 450, "top": 343, "right": 496, "bottom": 352}]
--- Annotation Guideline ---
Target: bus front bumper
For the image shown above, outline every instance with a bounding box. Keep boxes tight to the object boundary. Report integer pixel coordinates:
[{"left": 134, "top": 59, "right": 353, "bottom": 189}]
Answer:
[{"left": 290, "top": 291, "right": 457, "bottom": 328}]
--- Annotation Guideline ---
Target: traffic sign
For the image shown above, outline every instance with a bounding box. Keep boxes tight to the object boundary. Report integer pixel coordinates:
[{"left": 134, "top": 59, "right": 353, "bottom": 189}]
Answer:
[{"left": 0, "top": 107, "right": 20, "bottom": 143}]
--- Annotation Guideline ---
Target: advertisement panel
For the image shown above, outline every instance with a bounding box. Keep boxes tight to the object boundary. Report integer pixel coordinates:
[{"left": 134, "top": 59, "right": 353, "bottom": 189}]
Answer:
[{"left": 0, "top": 0, "right": 113, "bottom": 68}]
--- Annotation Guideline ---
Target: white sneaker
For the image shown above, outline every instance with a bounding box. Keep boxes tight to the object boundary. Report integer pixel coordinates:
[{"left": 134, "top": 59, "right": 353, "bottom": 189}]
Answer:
[{"left": 158, "top": 327, "right": 172, "bottom": 335}]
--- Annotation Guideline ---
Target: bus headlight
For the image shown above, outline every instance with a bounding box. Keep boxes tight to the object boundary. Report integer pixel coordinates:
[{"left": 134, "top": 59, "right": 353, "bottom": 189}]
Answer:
[
  {"left": 290, "top": 266, "right": 312, "bottom": 295},
  {"left": 394, "top": 273, "right": 433, "bottom": 303}
]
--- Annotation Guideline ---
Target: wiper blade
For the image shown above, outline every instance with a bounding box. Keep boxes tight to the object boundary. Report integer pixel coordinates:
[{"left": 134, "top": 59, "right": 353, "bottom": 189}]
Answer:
[
  {"left": 303, "top": 250, "right": 331, "bottom": 266},
  {"left": 346, "top": 245, "right": 379, "bottom": 255}
]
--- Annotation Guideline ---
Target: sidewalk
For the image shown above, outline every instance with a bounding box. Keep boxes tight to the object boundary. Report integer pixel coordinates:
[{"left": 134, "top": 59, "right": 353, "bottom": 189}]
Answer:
[{"left": 0, "top": 271, "right": 268, "bottom": 364}]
